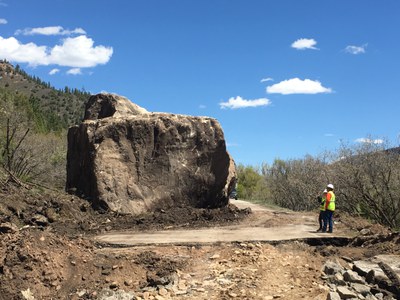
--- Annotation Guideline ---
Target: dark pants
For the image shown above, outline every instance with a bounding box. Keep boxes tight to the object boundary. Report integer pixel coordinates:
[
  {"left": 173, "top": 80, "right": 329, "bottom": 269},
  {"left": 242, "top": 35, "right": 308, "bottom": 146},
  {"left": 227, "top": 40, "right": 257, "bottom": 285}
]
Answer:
[
  {"left": 318, "top": 211, "right": 325, "bottom": 230},
  {"left": 323, "top": 210, "right": 334, "bottom": 232}
]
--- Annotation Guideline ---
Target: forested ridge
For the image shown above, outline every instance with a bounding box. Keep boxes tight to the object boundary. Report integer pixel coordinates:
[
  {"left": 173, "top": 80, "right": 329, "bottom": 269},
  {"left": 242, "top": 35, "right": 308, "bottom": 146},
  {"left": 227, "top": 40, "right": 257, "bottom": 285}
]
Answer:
[{"left": 0, "top": 60, "right": 89, "bottom": 131}]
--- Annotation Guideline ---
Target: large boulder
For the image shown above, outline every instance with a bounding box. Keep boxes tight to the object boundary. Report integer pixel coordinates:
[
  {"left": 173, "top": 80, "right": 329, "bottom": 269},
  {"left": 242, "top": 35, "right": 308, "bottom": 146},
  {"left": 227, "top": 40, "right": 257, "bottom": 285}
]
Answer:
[{"left": 66, "top": 93, "right": 236, "bottom": 214}]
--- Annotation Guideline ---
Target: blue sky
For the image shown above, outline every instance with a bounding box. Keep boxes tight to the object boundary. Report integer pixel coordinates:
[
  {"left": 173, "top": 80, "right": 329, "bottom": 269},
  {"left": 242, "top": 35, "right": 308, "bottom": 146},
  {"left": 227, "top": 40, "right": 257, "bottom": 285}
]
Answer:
[{"left": 1, "top": 0, "right": 399, "bottom": 166}]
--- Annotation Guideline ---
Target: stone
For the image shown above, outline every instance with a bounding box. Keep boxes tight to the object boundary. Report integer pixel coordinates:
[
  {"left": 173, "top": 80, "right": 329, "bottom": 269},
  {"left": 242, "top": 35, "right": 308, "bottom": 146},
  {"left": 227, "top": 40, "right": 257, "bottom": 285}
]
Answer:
[
  {"left": 343, "top": 270, "right": 366, "bottom": 284},
  {"left": 327, "top": 292, "right": 341, "bottom": 300},
  {"left": 83, "top": 93, "right": 149, "bottom": 120},
  {"left": 351, "top": 283, "right": 371, "bottom": 296},
  {"left": 0, "top": 222, "right": 19, "bottom": 233},
  {"left": 366, "top": 270, "right": 375, "bottom": 284},
  {"left": 332, "top": 272, "right": 346, "bottom": 285},
  {"left": 210, "top": 254, "right": 220, "bottom": 260},
  {"left": 374, "top": 293, "right": 384, "bottom": 300},
  {"left": 31, "top": 214, "right": 49, "bottom": 226},
  {"left": 353, "top": 260, "right": 386, "bottom": 279},
  {"left": 21, "top": 288, "right": 35, "bottom": 300},
  {"left": 67, "top": 93, "right": 236, "bottom": 214},
  {"left": 97, "top": 288, "right": 136, "bottom": 300},
  {"left": 360, "top": 229, "right": 371, "bottom": 235},
  {"left": 323, "top": 260, "right": 343, "bottom": 276},
  {"left": 375, "top": 255, "right": 400, "bottom": 278},
  {"left": 336, "top": 286, "right": 357, "bottom": 299},
  {"left": 353, "top": 254, "right": 400, "bottom": 286},
  {"left": 158, "top": 288, "right": 168, "bottom": 296}
]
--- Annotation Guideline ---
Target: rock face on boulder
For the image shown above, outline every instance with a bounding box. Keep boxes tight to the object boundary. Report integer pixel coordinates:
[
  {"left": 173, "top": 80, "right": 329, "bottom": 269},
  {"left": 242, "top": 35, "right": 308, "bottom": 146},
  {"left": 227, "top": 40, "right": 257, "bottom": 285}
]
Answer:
[{"left": 66, "top": 93, "right": 236, "bottom": 214}]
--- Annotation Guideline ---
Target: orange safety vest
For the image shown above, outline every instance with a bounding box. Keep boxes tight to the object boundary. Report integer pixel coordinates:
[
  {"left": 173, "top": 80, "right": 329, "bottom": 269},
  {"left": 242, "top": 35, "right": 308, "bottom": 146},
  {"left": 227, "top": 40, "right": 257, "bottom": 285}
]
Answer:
[{"left": 326, "top": 191, "right": 335, "bottom": 211}]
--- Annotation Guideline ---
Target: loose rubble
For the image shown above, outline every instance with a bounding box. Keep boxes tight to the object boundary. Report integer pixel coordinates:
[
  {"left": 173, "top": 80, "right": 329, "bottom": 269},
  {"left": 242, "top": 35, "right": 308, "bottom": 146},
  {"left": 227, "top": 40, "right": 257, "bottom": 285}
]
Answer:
[{"left": 322, "top": 255, "right": 400, "bottom": 299}]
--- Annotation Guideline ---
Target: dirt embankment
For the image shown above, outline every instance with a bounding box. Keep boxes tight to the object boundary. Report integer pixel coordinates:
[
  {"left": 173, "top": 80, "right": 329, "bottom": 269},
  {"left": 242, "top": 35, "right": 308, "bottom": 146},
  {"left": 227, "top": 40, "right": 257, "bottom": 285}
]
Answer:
[{"left": 1, "top": 181, "right": 399, "bottom": 300}]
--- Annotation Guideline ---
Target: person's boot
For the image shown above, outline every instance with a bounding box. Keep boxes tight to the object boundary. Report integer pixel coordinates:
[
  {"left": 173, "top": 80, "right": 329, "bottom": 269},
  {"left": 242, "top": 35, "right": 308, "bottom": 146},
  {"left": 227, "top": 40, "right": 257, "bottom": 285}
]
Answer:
[{"left": 316, "top": 228, "right": 322, "bottom": 232}]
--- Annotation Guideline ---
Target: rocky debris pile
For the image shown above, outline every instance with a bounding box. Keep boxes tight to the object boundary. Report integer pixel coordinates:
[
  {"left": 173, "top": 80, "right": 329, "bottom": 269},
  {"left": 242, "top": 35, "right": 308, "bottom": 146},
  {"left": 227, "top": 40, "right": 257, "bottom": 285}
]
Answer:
[
  {"left": 322, "top": 255, "right": 400, "bottom": 300},
  {"left": 90, "top": 241, "right": 328, "bottom": 300},
  {"left": 67, "top": 93, "right": 236, "bottom": 215}
]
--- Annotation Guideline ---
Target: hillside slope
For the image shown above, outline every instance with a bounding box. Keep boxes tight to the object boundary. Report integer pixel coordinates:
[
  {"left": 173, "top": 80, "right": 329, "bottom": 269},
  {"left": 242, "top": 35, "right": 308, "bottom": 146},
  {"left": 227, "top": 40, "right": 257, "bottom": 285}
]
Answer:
[{"left": 0, "top": 60, "right": 89, "bottom": 130}]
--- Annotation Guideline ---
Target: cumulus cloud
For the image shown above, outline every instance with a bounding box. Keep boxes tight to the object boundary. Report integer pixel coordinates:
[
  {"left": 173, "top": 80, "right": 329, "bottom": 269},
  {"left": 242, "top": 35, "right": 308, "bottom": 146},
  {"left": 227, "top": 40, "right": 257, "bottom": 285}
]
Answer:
[
  {"left": 15, "top": 26, "right": 86, "bottom": 36},
  {"left": 66, "top": 68, "right": 82, "bottom": 75},
  {"left": 219, "top": 96, "right": 271, "bottom": 109},
  {"left": 345, "top": 44, "right": 367, "bottom": 55},
  {"left": 260, "top": 77, "right": 273, "bottom": 83},
  {"left": 0, "top": 35, "right": 113, "bottom": 68},
  {"left": 291, "top": 38, "right": 318, "bottom": 50},
  {"left": 49, "top": 35, "right": 113, "bottom": 67},
  {"left": 266, "top": 78, "right": 332, "bottom": 95},
  {"left": 0, "top": 18, "right": 7, "bottom": 25},
  {"left": 49, "top": 68, "right": 60, "bottom": 75},
  {"left": 355, "top": 138, "right": 383, "bottom": 144},
  {"left": 0, "top": 1, "right": 6, "bottom": 7},
  {"left": 0, "top": 36, "right": 48, "bottom": 65}
]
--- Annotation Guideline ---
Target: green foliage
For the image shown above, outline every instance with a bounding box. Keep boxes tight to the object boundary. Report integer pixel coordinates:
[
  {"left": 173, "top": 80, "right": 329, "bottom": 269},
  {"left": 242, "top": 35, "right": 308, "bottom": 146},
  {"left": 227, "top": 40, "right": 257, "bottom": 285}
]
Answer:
[{"left": 236, "top": 164, "right": 269, "bottom": 202}]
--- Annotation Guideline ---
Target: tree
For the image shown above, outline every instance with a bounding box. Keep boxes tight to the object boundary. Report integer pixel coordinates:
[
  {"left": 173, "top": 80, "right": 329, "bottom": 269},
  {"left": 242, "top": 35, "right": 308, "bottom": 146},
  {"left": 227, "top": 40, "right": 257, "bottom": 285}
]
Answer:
[{"left": 236, "top": 164, "right": 269, "bottom": 201}]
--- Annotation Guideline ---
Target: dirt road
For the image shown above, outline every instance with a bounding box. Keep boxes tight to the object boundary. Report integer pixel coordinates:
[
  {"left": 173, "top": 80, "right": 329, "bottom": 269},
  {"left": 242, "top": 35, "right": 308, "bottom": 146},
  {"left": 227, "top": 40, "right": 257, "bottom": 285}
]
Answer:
[
  {"left": 95, "top": 200, "right": 349, "bottom": 246},
  {"left": 89, "top": 200, "right": 359, "bottom": 300}
]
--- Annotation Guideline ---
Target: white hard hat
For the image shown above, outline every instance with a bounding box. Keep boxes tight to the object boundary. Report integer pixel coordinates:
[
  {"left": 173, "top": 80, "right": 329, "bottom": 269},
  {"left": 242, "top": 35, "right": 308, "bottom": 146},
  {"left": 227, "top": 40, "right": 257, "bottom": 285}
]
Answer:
[
  {"left": 327, "top": 184, "right": 334, "bottom": 189},
  {"left": 323, "top": 189, "right": 328, "bottom": 193}
]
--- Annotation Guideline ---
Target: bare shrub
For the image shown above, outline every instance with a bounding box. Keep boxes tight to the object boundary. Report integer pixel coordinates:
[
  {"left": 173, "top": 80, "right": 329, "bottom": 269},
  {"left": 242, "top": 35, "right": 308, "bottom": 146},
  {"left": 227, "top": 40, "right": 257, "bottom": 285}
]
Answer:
[
  {"left": 329, "top": 140, "right": 400, "bottom": 228},
  {"left": 264, "top": 155, "right": 328, "bottom": 211}
]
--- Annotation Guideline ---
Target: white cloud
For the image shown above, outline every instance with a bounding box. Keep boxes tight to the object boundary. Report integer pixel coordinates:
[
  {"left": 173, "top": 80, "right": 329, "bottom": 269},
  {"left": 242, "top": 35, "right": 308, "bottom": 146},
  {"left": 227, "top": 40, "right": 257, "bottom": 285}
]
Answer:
[
  {"left": 219, "top": 96, "right": 271, "bottom": 109},
  {"left": 345, "top": 44, "right": 367, "bottom": 55},
  {"left": 260, "top": 77, "right": 273, "bottom": 83},
  {"left": 266, "top": 78, "right": 332, "bottom": 95},
  {"left": 0, "top": 36, "right": 48, "bottom": 65},
  {"left": 355, "top": 138, "right": 383, "bottom": 144},
  {"left": 67, "top": 68, "right": 82, "bottom": 75},
  {"left": 15, "top": 26, "right": 86, "bottom": 36},
  {"left": 49, "top": 68, "right": 60, "bottom": 75},
  {"left": 0, "top": 35, "right": 113, "bottom": 68},
  {"left": 0, "top": 1, "right": 7, "bottom": 7},
  {"left": 0, "top": 18, "right": 7, "bottom": 25},
  {"left": 49, "top": 35, "right": 113, "bottom": 67},
  {"left": 199, "top": 104, "right": 206, "bottom": 109},
  {"left": 291, "top": 38, "right": 318, "bottom": 50},
  {"left": 324, "top": 133, "right": 334, "bottom": 137}
]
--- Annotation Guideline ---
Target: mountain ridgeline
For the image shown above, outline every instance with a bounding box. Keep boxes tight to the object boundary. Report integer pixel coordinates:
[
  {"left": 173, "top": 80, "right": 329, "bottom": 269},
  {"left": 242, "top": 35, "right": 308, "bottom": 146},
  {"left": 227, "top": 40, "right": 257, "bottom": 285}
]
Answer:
[{"left": 0, "top": 60, "right": 90, "bottom": 132}]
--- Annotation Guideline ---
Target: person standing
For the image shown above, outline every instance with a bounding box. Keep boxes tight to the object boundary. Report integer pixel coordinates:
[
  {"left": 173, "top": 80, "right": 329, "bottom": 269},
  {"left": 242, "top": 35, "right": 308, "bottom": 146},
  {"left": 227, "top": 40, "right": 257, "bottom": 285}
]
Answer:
[
  {"left": 316, "top": 189, "right": 327, "bottom": 232},
  {"left": 323, "top": 184, "right": 335, "bottom": 233}
]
